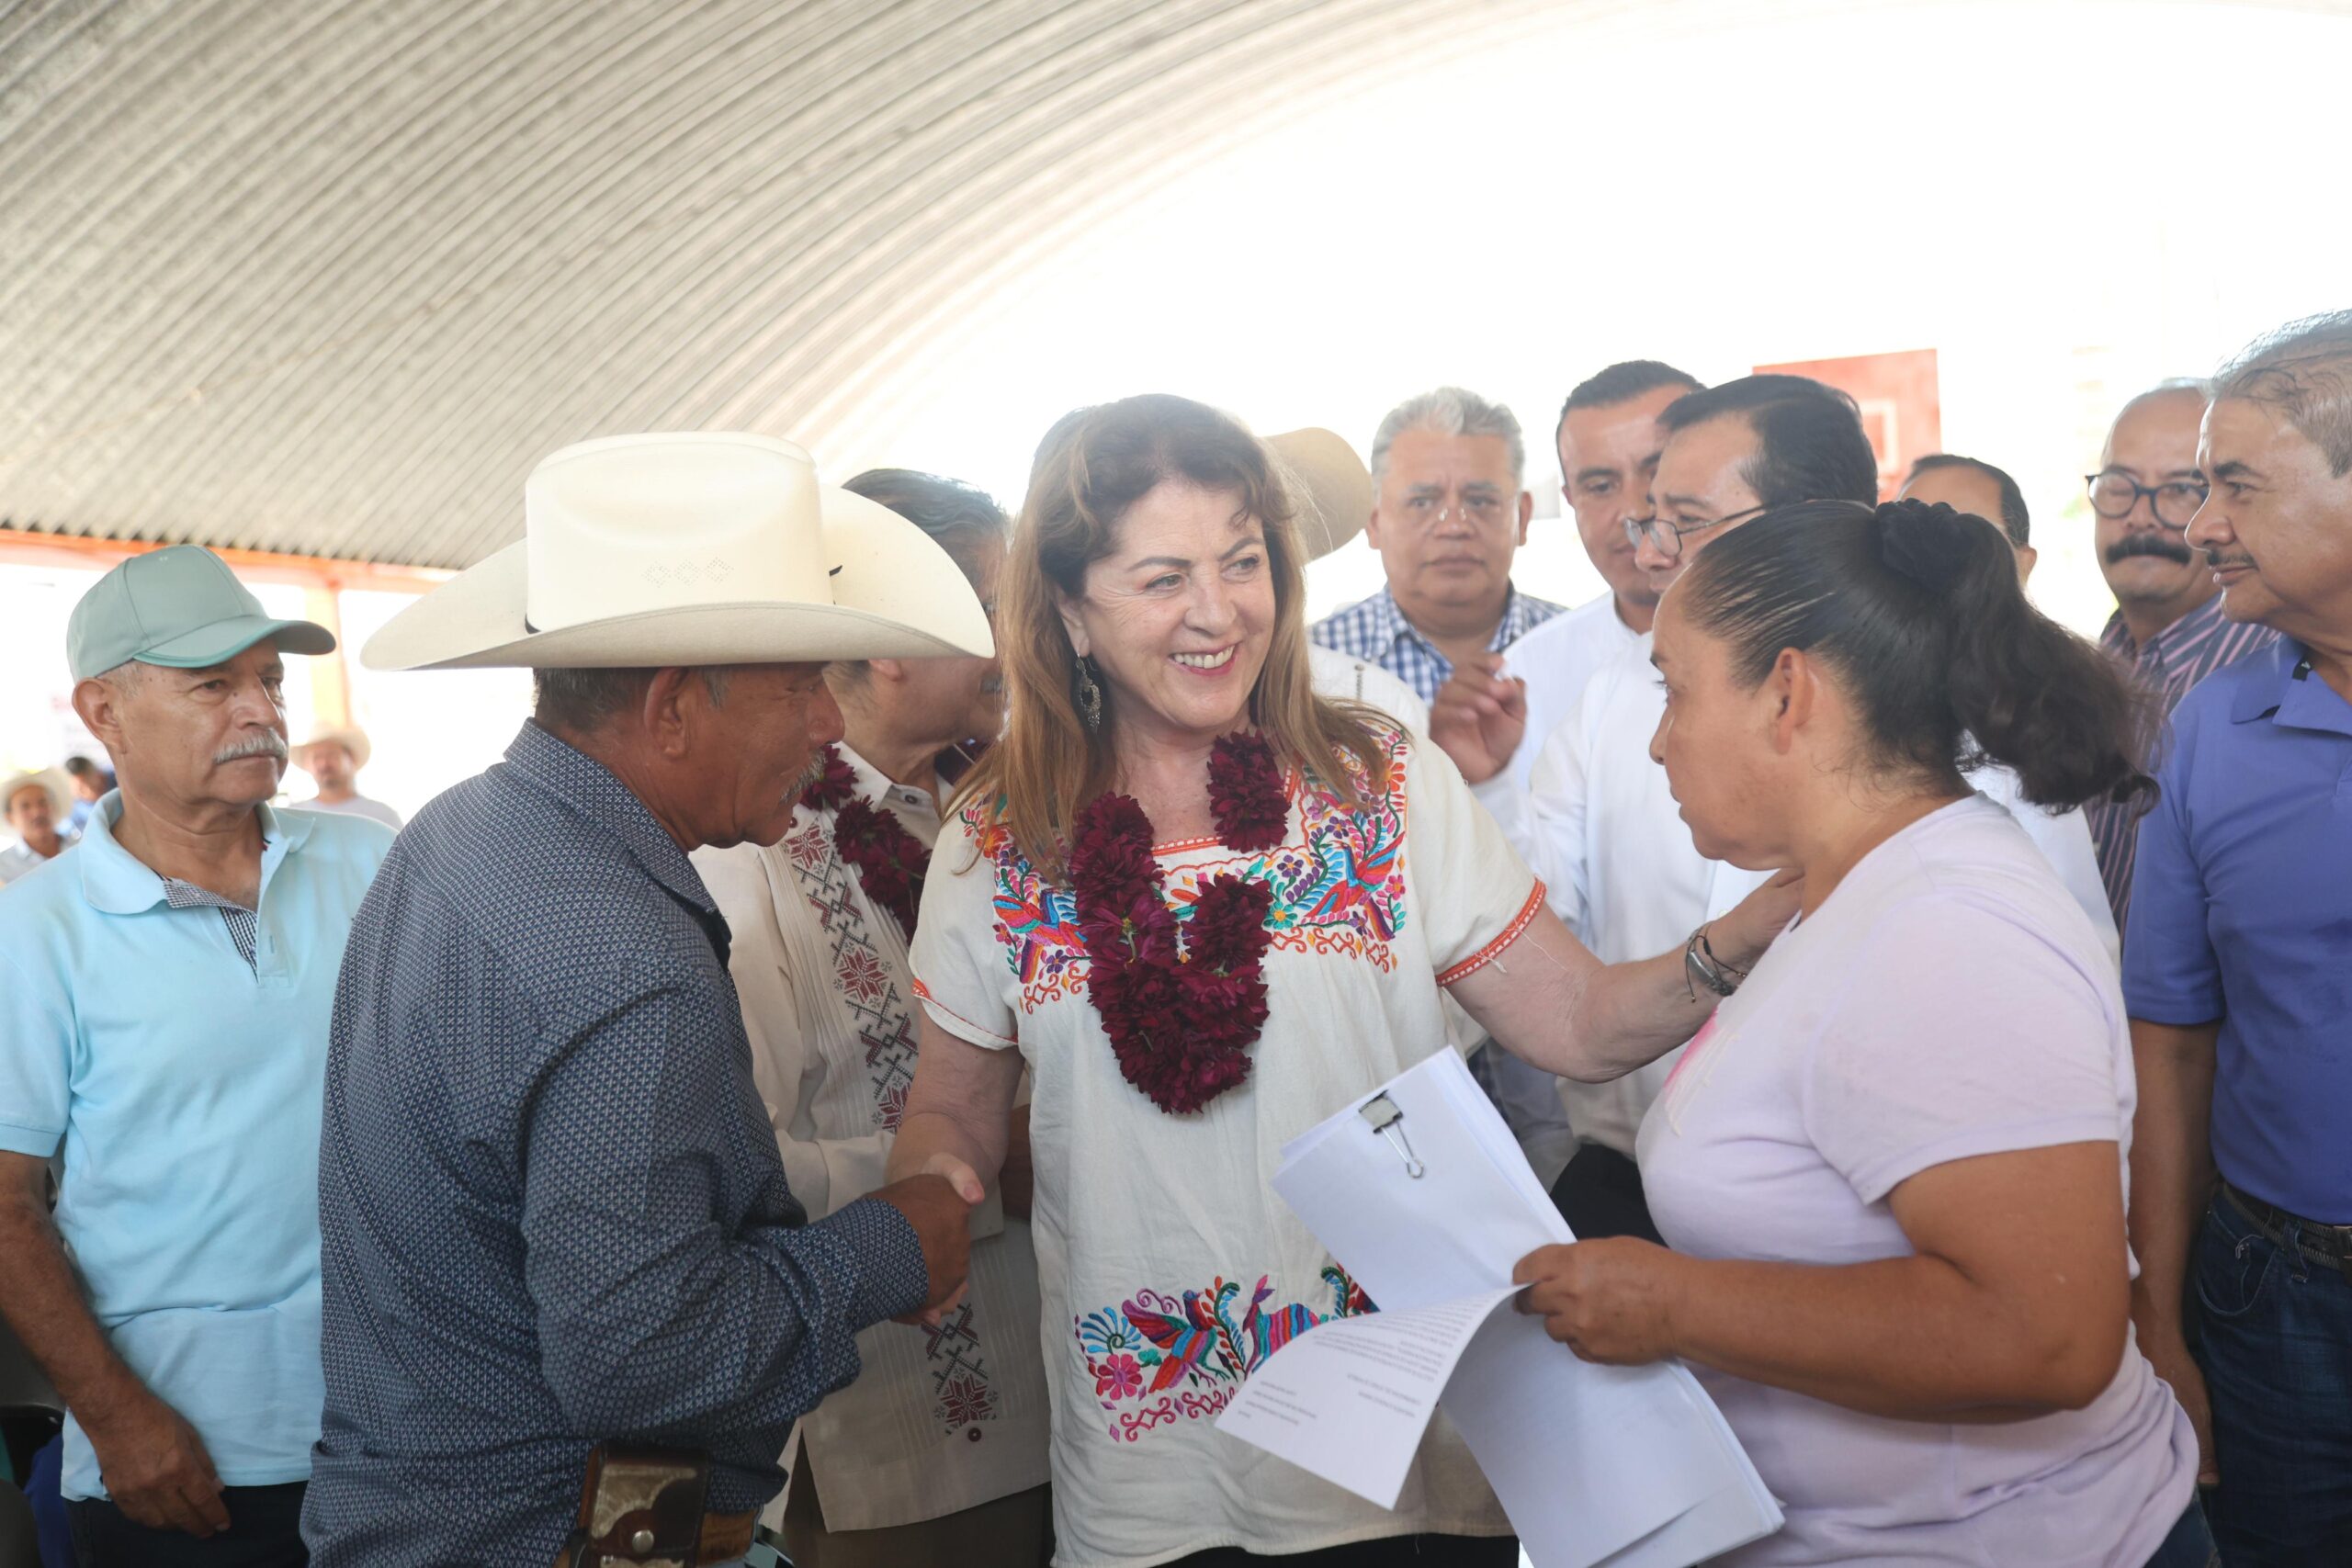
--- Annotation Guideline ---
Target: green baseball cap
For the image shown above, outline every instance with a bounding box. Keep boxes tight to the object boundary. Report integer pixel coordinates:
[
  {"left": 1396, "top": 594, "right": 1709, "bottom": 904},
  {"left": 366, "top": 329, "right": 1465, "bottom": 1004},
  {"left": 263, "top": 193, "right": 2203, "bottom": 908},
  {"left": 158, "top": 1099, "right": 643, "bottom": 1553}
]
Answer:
[{"left": 67, "top": 545, "right": 336, "bottom": 682}]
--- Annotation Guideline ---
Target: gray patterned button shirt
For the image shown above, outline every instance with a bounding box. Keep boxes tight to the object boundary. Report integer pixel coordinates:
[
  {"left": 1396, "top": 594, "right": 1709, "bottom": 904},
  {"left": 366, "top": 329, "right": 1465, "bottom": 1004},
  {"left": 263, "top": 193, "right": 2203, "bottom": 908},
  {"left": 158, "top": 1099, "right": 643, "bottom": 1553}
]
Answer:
[{"left": 305, "top": 721, "right": 929, "bottom": 1567}]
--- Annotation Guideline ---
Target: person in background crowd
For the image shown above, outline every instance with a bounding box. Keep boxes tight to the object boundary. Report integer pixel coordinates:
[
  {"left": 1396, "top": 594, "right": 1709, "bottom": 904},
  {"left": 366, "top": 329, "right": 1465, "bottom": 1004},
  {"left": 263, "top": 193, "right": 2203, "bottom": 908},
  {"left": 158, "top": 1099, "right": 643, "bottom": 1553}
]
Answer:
[
  {"left": 889, "top": 392, "right": 1799, "bottom": 1568},
  {"left": 1311, "top": 386, "right": 1565, "bottom": 699},
  {"left": 1514, "top": 498, "right": 2204, "bottom": 1567},
  {"left": 1424, "top": 359, "right": 1706, "bottom": 1182},
  {"left": 0, "top": 770, "right": 78, "bottom": 886},
  {"left": 1452, "top": 359, "right": 1705, "bottom": 799},
  {"left": 2125, "top": 310, "right": 2352, "bottom": 1565},
  {"left": 2082, "top": 382, "right": 2278, "bottom": 928},
  {"left": 1311, "top": 386, "right": 1571, "bottom": 1166},
  {"left": 305, "top": 434, "right": 986, "bottom": 1568},
  {"left": 62, "top": 756, "right": 110, "bottom": 834},
  {"left": 1894, "top": 453, "right": 2123, "bottom": 926},
  {"left": 1898, "top": 452, "right": 2038, "bottom": 581},
  {"left": 291, "top": 728, "right": 401, "bottom": 830},
  {"left": 0, "top": 546, "right": 391, "bottom": 1568},
  {"left": 1434, "top": 377, "right": 1881, "bottom": 1242},
  {"left": 693, "top": 468, "right": 1053, "bottom": 1568}
]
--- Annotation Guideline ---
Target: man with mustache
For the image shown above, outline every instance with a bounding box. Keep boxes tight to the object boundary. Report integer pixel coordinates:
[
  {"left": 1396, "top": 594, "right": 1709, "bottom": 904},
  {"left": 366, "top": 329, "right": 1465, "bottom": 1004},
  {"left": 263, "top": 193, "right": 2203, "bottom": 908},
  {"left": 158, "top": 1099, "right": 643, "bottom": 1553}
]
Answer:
[
  {"left": 2082, "top": 382, "right": 2278, "bottom": 927},
  {"left": 0, "top": 547, "right": 392, "bottom": 1566},
  {"left": 2123, "top": 310, "right": 2352, "bottom": 1562}
]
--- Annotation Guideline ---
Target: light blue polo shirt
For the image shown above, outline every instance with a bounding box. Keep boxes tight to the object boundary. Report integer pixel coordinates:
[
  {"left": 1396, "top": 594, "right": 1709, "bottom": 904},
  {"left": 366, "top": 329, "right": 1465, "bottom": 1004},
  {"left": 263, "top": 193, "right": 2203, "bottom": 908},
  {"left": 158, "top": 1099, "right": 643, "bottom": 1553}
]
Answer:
[
  {"left": 0, "top": 795, "right": 391, "bottom": 1499},
  {"left": 2122, "top": 638, "right": 2352, "bottom": 1222}
]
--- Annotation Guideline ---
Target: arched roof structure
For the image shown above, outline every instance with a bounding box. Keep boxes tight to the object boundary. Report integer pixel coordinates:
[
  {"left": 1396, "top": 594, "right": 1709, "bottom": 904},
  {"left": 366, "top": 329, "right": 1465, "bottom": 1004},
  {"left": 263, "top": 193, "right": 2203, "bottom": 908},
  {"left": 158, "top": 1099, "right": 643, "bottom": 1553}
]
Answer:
[{"left": 2, "top": 0, "right": 1604, "bottom": 568}]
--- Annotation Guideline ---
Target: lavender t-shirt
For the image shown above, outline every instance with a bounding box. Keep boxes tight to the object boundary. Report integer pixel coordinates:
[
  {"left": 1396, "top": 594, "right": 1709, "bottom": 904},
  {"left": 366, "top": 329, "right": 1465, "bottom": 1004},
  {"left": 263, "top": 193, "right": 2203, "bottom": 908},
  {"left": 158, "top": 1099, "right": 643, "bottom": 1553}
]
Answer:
[{"left": 1636, "top": 795, "right": 2196, "bottom": 1567}]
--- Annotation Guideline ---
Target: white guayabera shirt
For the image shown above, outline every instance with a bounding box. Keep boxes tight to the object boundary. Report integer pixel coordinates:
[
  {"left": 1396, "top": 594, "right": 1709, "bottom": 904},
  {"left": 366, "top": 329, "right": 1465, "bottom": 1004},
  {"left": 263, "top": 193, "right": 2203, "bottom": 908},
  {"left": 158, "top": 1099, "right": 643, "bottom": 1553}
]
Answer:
[{"left": 694, "top": 744, "right": 1049, "bottom": 1533}]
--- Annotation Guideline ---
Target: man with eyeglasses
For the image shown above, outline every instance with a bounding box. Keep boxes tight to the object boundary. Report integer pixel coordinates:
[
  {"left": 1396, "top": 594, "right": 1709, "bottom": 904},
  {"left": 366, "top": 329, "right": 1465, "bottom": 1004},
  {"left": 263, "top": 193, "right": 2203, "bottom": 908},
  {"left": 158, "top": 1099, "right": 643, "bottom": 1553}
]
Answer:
[
  {"left": 2082, "top": 383, "right": 2278, "bottom": 928},
  {"left": 1434, "top": 376, "right": 1879, "bottom": 1239},
  {"left": 1430, "top": 361, "right": 1705, "bottom": 802}
]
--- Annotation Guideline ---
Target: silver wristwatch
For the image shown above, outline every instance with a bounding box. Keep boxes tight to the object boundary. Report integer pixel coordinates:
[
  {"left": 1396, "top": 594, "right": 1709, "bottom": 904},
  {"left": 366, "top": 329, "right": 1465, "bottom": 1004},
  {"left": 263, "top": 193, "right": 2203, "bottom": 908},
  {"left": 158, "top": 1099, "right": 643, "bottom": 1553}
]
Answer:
[{"left": 1683, "top": 924, "right": 1747, "bottom": 999}]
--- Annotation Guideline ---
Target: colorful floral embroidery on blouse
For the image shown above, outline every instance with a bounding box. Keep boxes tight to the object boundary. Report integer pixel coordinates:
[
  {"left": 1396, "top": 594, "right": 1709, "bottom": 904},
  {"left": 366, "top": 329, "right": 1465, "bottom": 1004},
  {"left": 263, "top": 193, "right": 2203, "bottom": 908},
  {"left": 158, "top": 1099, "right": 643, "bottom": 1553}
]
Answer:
[
  {"left": 1074, "top": 1267, "right": 1376, "bottom": 1443},
  {"left": 965, "top": 728, "right": 1413, "bottom": 1013}
]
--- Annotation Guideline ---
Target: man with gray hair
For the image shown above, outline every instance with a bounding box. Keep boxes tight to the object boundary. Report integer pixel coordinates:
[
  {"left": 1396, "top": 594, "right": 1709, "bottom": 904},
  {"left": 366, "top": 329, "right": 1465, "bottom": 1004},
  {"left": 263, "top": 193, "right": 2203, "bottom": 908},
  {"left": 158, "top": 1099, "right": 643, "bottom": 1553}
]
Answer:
[
  {"left": 2123, "top": 309, "right": 2352, "bottom": 1562},
  {"left": 1312, "top": 389, "right": 1570, "bottom": 1175},
  {"left": 0, "top": 546, "right": 393, "bottom": 1565},
  {"left": 1311, "top": 387, "right": 1566, "bottom": 704}
]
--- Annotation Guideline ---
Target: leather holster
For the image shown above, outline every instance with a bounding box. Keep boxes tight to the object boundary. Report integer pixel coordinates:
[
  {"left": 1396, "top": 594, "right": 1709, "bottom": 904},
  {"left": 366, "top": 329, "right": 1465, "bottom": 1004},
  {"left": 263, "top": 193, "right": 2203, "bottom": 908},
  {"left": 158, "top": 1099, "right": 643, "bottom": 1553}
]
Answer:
[{"left": 556, "top": 1444, "right": 711, "bottom": 1568}]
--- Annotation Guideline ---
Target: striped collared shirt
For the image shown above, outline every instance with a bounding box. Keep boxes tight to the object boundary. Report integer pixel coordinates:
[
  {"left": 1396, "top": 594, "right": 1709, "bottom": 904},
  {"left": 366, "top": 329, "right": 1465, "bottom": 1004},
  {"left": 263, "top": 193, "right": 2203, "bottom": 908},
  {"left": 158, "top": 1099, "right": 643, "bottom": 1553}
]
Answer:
[
  {"left": 2086, "top": 594, "right": 2279, "bottom": 929},
  {"left": 1310, "top": 583, "right": 1566, "bottom": 705}
]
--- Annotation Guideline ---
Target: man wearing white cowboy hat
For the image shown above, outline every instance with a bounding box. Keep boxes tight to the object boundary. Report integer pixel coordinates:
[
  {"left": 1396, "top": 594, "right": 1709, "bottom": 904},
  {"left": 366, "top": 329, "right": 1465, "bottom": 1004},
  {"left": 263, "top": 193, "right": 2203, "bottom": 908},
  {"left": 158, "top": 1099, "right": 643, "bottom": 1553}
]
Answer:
[
  {"left": 304, "top": 433, "right": 994, "bottom": 1568},
  {"left": 0, "top": 545, "right": 393, "bottom": 1567},
  {"left": 0, "top": 769, "right": 78, "bottom": 886},
  {"left": 292, "top": 728, "right": 402, "bottom": 830}
]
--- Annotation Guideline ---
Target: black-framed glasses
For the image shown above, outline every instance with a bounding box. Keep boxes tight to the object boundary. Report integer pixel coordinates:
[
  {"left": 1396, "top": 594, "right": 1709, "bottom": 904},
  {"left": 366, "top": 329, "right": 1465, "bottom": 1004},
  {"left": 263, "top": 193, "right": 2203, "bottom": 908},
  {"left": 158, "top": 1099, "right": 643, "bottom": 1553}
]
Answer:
[
  {"left": 1623, "top": 502, "right": 1770, "bottom": 561},
  {"left": 2086, "top": 469, "right": 2208, "bottom": 530}
]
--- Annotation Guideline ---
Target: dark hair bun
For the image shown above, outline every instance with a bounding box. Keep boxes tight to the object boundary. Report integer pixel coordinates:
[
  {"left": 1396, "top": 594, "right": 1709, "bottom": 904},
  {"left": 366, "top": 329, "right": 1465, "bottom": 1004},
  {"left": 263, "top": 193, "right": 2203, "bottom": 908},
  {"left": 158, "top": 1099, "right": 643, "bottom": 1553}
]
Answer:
[{"left": 1875, "top": 499, "right": 1984, "bottom": 591}]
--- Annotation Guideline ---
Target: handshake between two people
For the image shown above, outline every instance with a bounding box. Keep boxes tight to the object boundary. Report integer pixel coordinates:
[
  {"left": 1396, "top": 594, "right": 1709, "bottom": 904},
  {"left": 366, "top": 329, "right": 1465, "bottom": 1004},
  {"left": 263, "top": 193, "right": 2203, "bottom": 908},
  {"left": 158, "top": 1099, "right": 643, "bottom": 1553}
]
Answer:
[{"left": 868, "top": 1105, "right": 1035, "bottom": 1327}]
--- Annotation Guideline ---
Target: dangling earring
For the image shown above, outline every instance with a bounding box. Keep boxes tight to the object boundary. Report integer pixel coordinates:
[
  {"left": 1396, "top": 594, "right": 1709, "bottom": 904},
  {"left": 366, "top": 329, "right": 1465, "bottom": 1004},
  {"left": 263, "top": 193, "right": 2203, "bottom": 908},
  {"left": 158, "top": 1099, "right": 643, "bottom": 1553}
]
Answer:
[{"left": 1072, "top": 655, "right": 1104, "bottom": 732}]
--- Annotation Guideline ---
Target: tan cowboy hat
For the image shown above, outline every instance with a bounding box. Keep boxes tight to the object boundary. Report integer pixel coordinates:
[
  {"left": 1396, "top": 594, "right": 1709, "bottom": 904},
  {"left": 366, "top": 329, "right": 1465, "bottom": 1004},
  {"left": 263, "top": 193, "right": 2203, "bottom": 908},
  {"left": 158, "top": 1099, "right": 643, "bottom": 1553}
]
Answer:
[
  {"left": 1268, "top": 428, "right": 1371, "bottom": 563},
  {"left": 3, "top": 769, "right": 72, "bottom": 822},
  {"left": 300, "top": 727, "right": 371, "bottom": 771},
  {"left": 362, "top": 433, "right": 995, "bottom": 671}
]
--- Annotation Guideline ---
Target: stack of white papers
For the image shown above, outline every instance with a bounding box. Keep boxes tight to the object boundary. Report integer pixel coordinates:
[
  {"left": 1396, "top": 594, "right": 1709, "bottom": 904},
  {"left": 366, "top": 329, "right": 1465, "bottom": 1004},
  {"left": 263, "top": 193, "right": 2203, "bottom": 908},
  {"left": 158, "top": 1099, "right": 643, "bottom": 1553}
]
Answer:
[{"left": 1216, "top": 1048, "right": 1781, "bottom": 1568}]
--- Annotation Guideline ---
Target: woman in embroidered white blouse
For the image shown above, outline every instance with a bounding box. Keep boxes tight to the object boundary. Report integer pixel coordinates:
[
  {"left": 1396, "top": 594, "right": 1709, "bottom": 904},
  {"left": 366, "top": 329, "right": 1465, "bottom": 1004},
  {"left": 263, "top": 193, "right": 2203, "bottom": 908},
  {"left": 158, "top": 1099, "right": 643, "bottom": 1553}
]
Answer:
[{"left": 890, "top": 394, "right": 1795, "bottom": 1568}]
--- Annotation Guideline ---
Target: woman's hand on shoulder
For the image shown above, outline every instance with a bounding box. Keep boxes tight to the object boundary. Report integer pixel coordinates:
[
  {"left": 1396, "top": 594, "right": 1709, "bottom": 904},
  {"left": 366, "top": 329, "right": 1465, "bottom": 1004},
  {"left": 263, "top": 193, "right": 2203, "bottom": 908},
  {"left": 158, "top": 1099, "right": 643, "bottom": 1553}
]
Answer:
[
  {"left": 1714, "top": 867, "right": 1803, "bottom": 971},
  {"left": 1511, "top": 1237, "right": 1686, "bottom": 1365}
]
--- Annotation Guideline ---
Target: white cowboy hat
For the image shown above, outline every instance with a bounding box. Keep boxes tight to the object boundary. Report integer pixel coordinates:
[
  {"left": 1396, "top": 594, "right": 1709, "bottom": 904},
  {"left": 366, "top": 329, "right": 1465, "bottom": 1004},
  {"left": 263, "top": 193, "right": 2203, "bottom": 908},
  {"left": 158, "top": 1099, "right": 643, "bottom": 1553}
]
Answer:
[
  {"left": 3, "top": 769, "right": 72, "bottom": 822},
  {"left": 299, "top": 726, "right": 371, "bottom": 770},
  {"left": 362, "top": 433, "right": 995, "bottom": 671},
  {"left": 1268, "top": 428, "right": 1370, "bottom": 563}
]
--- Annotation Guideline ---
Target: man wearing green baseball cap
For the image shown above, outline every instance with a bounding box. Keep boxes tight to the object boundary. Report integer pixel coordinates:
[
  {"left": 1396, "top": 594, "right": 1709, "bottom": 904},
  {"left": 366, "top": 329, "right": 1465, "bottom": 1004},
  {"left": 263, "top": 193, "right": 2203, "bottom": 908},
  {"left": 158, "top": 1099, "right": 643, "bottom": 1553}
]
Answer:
[{"left": 0, "top": 546, "right": 393, "bottom": 1566}]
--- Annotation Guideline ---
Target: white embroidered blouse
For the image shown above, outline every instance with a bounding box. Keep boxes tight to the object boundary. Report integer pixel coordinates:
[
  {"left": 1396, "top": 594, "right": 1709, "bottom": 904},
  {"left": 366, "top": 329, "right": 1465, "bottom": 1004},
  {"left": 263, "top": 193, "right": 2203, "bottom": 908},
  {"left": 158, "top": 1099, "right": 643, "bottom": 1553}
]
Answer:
[
  {"left": 694, "top": 745, "right": 1049, "bottom": 1533},
  {"left": 910, "top": 724, "right": 1542, "bottom": 1567}
]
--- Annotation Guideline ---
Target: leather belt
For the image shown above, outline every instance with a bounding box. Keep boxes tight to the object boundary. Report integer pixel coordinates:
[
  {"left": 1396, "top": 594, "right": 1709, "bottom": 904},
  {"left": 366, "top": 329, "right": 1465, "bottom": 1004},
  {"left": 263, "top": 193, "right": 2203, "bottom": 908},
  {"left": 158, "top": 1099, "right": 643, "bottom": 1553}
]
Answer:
[
  {"left": 2222, "top": 1180, "right": 2352, "bottom": 1281},
  {"left": 695, "top": 1511, "right": 757, "bottom": 1565}
]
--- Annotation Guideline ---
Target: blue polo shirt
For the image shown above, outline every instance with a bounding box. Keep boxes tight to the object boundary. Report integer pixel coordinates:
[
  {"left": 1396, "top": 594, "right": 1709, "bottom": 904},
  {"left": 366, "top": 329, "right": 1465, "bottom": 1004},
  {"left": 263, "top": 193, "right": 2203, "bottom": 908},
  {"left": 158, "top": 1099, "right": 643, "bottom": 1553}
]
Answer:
[
  {"left": 2122, "top": 639, "right": 2352, "bottom": 1222},
  {"left": 0, "top": 796, "right": 392, "bottom": 1499}
]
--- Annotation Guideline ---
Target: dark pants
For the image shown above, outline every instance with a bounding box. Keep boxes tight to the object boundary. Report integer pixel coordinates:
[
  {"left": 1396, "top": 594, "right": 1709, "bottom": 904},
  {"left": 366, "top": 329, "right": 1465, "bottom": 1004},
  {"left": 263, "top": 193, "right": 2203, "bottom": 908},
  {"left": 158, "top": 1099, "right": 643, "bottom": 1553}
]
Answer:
[
  {"left": 67, "top": 1481, "right": 308, "bottom": 1568},
  {"left": 2194, "top": 1190, "right": 2352, "bottom": 1565},
  {"left": 1548, "top": 1143, "right": 1663, "bottom": 1245},
  {"left": 1168, "top": 1536, "right": 1516, "bottom": 1566},
  {"left": 2144, "top": 1497, "right": 2221, "bottom": 1568}
]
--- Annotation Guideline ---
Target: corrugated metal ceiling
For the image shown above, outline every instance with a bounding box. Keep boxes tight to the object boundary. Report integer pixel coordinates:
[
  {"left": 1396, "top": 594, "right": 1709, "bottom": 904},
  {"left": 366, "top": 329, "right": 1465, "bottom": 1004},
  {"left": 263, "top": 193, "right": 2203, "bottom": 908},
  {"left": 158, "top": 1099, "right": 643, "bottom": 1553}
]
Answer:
[{"left": 0, "top": 0, "right": 1590, "bottom": 568}]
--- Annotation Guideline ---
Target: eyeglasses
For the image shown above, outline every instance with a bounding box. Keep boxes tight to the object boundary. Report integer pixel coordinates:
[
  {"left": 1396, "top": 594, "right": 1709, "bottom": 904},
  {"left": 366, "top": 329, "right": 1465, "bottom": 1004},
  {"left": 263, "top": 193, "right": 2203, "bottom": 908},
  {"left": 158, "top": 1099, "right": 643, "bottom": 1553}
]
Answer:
[
  {"left": 2085, "top": 469, "right": 2208, "bottom": 530},
  {"left": 1623, "top": 502, "right": 1770, "bottom": 561},
  {"left": 1396, "top": 492, "right": 1513, "bottom": 529}
]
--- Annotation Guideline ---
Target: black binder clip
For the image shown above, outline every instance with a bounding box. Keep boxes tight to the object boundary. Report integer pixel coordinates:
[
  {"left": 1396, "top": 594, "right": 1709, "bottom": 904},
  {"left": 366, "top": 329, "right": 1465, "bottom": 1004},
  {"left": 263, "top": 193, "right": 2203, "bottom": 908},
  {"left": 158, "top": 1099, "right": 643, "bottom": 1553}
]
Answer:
[{"left": 1359, "top": 1093, "right": 1425, "bottom": 1179}]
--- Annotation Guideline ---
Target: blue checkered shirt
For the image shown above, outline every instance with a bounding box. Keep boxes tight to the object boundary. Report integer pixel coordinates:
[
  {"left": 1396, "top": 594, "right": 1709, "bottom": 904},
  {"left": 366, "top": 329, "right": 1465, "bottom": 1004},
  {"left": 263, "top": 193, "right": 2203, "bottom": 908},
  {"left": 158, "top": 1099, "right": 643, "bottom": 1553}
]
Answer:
[
  {"left": 1310, "top": 583, "right": 1566, "bottom": 704},
  {"left": 304, "top": 722, "right": 929, "bottom": 1567}
]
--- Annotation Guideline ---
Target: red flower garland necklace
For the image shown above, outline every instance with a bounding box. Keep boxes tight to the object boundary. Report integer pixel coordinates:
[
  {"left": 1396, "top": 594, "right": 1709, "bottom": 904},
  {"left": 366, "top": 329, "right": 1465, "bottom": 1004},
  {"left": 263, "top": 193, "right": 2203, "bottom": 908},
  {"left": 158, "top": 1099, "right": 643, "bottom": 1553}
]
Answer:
[
  {"left": 1069, "top": 732, "right": 1289, "bottom": 1115},
  {"left": 799, "top": 746, "right": 929, "bottom": 939}
]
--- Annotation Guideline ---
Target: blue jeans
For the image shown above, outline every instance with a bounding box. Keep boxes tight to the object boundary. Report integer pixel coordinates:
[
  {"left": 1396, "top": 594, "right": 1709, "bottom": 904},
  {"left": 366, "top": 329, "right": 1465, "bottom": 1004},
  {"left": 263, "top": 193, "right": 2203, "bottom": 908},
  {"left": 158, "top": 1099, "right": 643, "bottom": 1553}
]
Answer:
[
  {"left": 2143, "top": 1498, "right": 2220, "bottom": 1568},
  {"left": 2193, "top": 1191, "right": 2352, "bottom": 1564}
]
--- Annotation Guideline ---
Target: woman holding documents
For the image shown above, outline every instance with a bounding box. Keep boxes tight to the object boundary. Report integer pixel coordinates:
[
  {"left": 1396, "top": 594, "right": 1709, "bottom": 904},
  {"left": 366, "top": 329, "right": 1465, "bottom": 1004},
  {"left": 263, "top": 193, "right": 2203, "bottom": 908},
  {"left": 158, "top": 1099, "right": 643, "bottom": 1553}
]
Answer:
[
  {"left": 1514, "top": 499, "right": 2209, "bottom": 1567},
  {"left": 887, "top": 395, "right": 1798, "bottom": 1567}
]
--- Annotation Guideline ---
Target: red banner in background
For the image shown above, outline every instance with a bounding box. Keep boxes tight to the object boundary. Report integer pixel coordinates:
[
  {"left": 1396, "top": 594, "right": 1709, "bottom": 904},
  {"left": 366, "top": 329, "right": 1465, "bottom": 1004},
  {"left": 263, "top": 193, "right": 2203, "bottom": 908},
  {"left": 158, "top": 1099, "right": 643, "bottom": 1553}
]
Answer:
[{"left": 1755, "top": 348, "right": 1940, "bottom": 502}]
